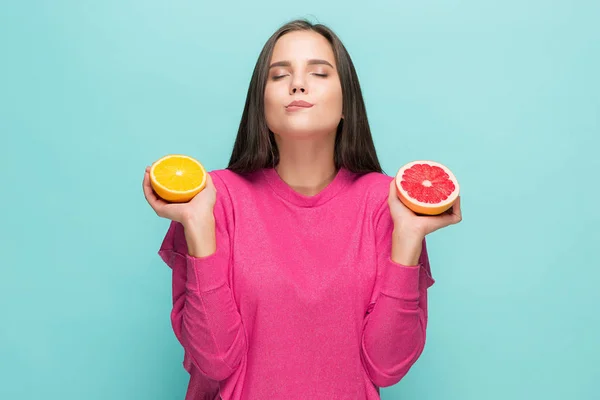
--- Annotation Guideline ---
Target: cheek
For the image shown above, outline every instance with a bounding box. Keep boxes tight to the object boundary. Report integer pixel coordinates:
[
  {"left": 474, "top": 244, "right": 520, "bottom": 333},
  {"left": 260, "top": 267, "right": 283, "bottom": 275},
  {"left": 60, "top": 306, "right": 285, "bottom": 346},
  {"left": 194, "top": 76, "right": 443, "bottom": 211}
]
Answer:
[
  {"left": 263, "top": 86, "right": 282, "bottom": 129},
  {"left": 322, "top": 84, "right": 343, "bottom": 114},
  {"left": 264, "top": 87, "right": 277, "bottom": 115},
  {"left": 264, "top": 86, "right": 273, "bottom": 107}
]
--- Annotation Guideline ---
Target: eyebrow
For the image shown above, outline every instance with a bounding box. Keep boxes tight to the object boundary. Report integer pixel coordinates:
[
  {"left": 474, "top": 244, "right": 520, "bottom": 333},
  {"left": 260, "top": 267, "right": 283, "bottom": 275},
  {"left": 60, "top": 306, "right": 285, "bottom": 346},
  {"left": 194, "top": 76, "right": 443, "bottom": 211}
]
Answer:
[{"left": 269, "top": 59, "right": 334, "bottom": 69}]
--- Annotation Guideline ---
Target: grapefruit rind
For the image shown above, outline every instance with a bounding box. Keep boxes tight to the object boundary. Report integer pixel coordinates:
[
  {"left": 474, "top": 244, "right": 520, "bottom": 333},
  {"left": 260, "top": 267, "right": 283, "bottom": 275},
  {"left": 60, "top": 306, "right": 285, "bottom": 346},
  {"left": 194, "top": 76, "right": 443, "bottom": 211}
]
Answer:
[
  {"left": 150, "top": 154, "right": 207, "bottom": 203},
  {"left": 395, "top": 160, "right": 460, "bottom": 216}
]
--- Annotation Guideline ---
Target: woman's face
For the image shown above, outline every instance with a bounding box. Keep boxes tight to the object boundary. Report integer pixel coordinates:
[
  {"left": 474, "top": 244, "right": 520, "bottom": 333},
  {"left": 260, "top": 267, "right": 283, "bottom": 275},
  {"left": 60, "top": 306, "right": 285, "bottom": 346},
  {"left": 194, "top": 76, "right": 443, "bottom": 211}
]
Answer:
[{"left": 264, "top": 30, "right": 343, "bottom": 139}]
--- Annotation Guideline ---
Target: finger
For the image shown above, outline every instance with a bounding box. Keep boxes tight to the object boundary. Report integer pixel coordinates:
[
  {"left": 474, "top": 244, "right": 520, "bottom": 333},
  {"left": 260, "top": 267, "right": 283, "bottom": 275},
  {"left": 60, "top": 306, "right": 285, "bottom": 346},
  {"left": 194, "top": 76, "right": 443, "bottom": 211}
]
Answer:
[
  {"left": 142, "top": 166, "right": 151, "bottom": 192},
  {"left": 439, "top": 199, "right": 461, "bottom": 225},
  {"left": 452, "top": 196, "right": 462, "bottom": 222},
  {"left": 143, "top": 166, "right": 166, "bottom": 203},
  {"left": 205, "top": 171, "right": 215, "bottom": 190},
  {"left": 428, "top": 212, "right": 458, "bottom": 233},
  {"left": 388, "top": 179, "right": 401, "bottom": 204},
  {"left": 142, "top": 170, "right": 168, "bottom": 209},
  {"left": 142, "top": 171, "right": 156, "bottom": 202},
  {"left": 388, "top": 179, "right": 416, "bottom": 215}
]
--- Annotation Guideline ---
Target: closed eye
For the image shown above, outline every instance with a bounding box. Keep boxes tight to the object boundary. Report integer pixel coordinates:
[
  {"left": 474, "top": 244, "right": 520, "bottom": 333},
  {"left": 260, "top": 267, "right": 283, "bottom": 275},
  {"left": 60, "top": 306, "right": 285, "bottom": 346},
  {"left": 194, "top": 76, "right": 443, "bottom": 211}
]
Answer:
[{"left": 272, "top": 73, "right": 328, "bottom": 81}]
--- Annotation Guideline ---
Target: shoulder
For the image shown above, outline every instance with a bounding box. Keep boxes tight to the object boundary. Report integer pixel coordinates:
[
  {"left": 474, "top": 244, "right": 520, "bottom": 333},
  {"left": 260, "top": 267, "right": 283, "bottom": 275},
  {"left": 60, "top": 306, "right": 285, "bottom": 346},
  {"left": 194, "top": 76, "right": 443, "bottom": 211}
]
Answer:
[
  {"left": 347, "top": 169, "right": 394, "bottom": 213},
  {"left": 209, "top": 168, "right": 263, "bottom": 194},
  {"left": 351, "top": 170, "right": 394, "bottom": 192},
  {"left": 158, "top": 168, "right": 252, "bottom": 258},
  {"left": 207, "top": 168, "right": 265, "bottom": 217}
]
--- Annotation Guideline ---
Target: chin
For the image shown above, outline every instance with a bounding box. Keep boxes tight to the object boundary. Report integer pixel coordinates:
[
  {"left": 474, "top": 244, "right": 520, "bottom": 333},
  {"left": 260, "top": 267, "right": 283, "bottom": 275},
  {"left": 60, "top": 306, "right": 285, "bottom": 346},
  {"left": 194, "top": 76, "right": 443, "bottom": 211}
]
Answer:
[
  {"left": 275, "top": 125, "right": 336, "bottom": 139},
  {"left": 274, "top": 117, "right": 340, "bottom": 138}
]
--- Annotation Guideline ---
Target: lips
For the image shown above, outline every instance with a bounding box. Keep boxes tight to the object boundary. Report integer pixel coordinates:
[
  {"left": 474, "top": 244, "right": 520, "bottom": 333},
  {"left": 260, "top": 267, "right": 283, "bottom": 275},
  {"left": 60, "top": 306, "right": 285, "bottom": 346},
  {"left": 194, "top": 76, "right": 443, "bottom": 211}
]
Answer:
[{"left": 286, "top": 100, "right": 313, "bottom": 108}]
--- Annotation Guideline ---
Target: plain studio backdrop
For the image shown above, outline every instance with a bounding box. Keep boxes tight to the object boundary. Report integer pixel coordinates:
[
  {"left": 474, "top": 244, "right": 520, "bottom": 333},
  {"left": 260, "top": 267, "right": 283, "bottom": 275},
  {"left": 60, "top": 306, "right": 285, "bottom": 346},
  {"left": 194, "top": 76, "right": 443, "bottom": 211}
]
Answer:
[{"left": 1, "top": 1, "right": 598, "bottom": 399}]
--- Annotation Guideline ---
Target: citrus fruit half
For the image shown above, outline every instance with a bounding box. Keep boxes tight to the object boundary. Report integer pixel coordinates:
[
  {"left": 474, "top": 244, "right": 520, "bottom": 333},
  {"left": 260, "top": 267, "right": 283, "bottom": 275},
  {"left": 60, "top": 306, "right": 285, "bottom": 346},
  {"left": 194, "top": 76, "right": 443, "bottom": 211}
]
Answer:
[
  {"left": 150, "top": 154, "right": 207, "bottom": 203},
  {"left": 395, "top": 160, "right": 460, "bottom": 215}
]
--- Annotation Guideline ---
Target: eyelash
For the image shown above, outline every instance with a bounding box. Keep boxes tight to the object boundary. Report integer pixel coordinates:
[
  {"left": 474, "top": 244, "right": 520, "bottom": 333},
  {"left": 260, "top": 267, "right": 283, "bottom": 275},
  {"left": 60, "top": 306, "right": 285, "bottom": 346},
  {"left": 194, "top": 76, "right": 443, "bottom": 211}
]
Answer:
[{"left": 271, "top": 73, "right": 328, "bottom": 81}]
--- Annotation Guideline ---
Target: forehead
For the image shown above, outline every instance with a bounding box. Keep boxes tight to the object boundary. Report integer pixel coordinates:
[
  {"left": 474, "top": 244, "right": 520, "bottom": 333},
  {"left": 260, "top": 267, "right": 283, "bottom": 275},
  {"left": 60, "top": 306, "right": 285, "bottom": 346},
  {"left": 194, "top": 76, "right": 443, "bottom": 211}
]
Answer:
[{"left": 270, "top": 31, "right": 336, "bottom": 66}]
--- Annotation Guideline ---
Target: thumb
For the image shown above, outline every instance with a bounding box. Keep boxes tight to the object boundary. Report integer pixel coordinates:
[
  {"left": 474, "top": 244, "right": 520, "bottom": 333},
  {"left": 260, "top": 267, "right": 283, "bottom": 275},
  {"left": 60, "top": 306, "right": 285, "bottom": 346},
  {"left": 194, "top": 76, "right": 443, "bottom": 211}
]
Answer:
[
  {"left": 388, "top": 179, "right": 397, "bottom": 203},
  {"left": 205, "top": 171, "right": 216, "bottom": 191}
]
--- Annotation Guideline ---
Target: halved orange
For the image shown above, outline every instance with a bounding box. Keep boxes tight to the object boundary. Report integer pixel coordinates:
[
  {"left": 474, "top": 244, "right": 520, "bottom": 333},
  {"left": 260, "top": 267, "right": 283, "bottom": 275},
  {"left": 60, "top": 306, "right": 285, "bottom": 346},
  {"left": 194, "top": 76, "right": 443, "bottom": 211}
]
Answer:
[
  {"left": 150, "top": 154, "right": 207, "bottom": 203},
  {"left": 395, "top": 160, "right": 460, "bottom": 215}
]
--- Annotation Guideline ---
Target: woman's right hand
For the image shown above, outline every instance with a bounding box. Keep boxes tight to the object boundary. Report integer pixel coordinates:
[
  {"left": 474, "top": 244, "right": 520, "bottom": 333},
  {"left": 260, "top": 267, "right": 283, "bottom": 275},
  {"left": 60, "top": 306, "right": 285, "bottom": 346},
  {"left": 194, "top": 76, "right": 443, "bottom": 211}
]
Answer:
[{"left": 142, "top": 166, "right": 217, "bottom": 227}]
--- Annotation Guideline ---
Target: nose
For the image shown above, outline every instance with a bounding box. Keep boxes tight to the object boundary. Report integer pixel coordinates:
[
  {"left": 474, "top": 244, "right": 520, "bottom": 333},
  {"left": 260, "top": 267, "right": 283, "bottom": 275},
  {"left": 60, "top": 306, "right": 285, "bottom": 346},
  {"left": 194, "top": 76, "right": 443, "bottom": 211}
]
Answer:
[
  {"left": 292, "top": 86, "right": 306, "bottom": 94},
  {"left": 290, "top": 74, "right": 307, "bottom": 95}
]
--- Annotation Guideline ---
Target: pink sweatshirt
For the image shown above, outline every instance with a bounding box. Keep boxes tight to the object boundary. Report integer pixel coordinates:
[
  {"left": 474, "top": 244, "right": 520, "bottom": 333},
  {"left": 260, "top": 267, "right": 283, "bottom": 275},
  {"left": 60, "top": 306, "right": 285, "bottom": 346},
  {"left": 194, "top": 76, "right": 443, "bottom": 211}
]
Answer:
[{"left": 157, "top": 166, "right": 435, "bottom": 400}]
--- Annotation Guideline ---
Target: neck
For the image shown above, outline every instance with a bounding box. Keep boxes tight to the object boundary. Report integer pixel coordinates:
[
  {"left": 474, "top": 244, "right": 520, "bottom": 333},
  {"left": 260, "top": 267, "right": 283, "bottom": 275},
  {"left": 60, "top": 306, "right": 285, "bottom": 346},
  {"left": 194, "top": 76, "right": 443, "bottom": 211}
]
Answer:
[{"left": 273, "top": 132, "right": 338, "bottom": 196}]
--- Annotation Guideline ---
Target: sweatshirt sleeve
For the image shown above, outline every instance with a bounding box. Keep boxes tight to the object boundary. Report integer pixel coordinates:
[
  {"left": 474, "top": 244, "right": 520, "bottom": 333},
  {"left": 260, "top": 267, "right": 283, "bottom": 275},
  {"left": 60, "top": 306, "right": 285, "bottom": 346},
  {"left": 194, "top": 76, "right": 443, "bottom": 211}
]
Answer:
[
  {"left": 157, "top": 171, "right": 247, "bottom": 382},
  {"left": 360, "top": 197, "right": 436, "bottom": 388}
]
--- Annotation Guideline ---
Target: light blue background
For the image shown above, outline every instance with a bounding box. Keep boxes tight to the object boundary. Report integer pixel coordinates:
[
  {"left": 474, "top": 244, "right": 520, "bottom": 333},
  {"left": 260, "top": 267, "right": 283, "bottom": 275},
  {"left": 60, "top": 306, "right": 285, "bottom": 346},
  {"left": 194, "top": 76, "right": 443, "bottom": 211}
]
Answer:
[{"left": 1, "top": 1, "right": 598, "bottom": 399}]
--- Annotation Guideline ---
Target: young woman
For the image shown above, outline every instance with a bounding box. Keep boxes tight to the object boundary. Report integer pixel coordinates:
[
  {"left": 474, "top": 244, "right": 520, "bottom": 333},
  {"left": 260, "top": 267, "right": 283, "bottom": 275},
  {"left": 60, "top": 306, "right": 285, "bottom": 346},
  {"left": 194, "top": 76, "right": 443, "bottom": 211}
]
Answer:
[{"left": 143, "top": 18, "right": 462, "bottom": 400}]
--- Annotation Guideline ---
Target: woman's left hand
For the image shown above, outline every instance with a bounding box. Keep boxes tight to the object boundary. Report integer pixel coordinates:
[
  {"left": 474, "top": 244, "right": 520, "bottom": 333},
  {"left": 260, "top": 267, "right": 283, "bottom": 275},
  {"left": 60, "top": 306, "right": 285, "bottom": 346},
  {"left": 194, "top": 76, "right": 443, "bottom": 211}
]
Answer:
[{"left": 387, "top": 179, "right": 462, "bottom": 239}]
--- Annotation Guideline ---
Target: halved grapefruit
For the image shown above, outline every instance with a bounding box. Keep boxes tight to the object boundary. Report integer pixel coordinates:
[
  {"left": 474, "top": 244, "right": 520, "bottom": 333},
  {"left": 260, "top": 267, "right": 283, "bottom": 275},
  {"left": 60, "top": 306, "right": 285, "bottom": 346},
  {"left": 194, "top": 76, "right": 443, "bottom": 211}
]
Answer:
[
  {"left": 150, "top": 154, "right": 207, "bottom": 203},
  {"left": 395, "top": 160, "right": 460, "bottom": 215}
]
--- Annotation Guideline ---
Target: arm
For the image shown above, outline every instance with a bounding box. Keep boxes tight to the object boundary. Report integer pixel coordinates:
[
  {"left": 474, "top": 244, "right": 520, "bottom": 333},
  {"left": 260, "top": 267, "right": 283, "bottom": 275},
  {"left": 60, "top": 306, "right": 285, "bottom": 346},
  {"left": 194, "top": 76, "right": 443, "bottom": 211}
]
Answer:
[
  {"left": 360, "top": 199, "right": 435, "bottom": 388},
  {"left": 158, "top": 172, "right": 247, "bottom": 382}
]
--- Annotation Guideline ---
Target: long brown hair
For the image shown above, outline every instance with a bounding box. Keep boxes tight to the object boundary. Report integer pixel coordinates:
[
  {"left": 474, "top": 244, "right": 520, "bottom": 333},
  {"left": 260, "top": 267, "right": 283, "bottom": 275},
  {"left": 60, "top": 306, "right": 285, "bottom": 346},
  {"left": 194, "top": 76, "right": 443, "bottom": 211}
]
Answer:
[{"left": 227, "top": 19, "right": 384, "bottom": 175}]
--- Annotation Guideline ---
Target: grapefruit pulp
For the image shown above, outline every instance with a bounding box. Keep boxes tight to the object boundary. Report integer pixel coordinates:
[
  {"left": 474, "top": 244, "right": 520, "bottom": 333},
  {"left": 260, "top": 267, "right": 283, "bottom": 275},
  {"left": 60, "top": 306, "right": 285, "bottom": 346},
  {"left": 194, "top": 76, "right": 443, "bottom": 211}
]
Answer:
[
  {"left": 150, "top": 154, "right": 207, "bottom": 203},
  {"left": 395, "top": 160, "right": 460, "bottom": 215}
]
